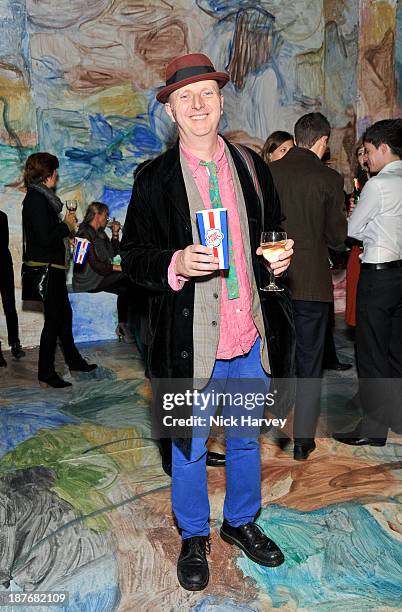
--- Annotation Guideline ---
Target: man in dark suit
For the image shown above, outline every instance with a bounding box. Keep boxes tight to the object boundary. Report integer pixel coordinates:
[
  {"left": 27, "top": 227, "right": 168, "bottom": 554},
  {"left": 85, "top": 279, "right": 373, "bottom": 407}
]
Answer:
[
  {"left": 0, "top": 210, "right": 25, "bottom": 367},
  {"left": 269, "top": 112, "right": 347, "bottom": 460},
  {"left": 120, "top": 53, "right": 295, "bottom": 591}
]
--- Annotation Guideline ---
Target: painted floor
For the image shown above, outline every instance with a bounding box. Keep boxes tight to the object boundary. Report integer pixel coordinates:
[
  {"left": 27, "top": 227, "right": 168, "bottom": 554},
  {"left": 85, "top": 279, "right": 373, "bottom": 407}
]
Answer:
[{"left": 0, "top": 323, "right": 401, "bottom": 612}]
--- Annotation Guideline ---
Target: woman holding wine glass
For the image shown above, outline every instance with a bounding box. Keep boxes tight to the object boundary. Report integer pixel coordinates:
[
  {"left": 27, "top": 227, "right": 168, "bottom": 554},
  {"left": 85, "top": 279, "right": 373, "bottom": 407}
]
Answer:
[{"left": 22, "top": 153, "right": 97, "bottom": 388}]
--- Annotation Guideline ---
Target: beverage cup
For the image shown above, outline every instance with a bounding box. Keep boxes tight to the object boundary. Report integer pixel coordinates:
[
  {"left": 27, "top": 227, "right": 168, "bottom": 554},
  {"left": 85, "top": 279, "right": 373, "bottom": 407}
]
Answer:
[
  {"left": 196, "top": 208, "right": 229, "bottom": 270},
  {"left": 73, "top": 237, "right": 91, "bottom": 264}
]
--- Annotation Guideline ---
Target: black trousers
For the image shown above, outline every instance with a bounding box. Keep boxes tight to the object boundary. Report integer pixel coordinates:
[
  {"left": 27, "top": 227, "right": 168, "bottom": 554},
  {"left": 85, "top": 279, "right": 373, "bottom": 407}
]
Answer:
[
  {"left": 356, "top": 268, "right": 402, "bottom": 437},
  {"left": 38, "top": 267, "right": 82, "bottom": 379},
  {"left": 0, "top": 251, "right": 19, "bottom": 345},
  {"left": 323, "top": 302, "right": 339, "bottom": 366},
  {"left": 94, "top": 273, "right": 130, "bottom": 323},
  {"left": 292, "top": 300, "right": 330, "bottom": 439}
]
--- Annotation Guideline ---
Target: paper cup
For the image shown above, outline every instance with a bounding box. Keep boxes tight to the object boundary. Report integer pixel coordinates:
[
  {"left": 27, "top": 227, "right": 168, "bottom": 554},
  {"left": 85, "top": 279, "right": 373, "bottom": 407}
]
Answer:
[
  {"left": 73, "top": 237, "right": 91, "bottom": 264},
  {"left": 196, "top": 208, "right": 229, "bottom": 269}
]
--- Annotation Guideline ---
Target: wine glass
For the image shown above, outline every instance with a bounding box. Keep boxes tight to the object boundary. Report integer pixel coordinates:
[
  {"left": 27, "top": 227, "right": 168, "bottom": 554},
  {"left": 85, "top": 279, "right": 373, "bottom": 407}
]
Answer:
[
  {"left": 65, "top": 200, "right": 78, "bottom": 213},
  {"left": 260, "top": 231, "right": 287, "bottom": 292}
]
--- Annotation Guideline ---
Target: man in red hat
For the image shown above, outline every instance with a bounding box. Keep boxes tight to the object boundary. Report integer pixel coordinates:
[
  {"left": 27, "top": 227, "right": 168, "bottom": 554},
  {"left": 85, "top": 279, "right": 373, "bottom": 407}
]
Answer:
[{"left": 121, "top": 52, "right": 294, "bottom": 591}]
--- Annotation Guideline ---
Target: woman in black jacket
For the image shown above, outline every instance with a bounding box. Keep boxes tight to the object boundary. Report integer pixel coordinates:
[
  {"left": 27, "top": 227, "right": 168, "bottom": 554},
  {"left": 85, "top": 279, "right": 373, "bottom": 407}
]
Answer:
[{"left": 22, "top": 152, "right": 97, "bottom": 388}]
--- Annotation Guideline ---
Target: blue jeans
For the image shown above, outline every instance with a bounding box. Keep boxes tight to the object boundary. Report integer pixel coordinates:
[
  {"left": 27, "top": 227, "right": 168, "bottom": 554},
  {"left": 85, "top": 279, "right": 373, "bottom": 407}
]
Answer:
[{"left": 172, "top": 338, "right": 270, "bottom": 539}]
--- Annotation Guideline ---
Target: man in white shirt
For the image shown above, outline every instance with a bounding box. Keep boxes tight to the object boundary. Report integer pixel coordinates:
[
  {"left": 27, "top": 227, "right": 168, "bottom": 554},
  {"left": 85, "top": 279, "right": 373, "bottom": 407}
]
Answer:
[{"left": 333, "top": 119, "right": 402, "bottom": 445}]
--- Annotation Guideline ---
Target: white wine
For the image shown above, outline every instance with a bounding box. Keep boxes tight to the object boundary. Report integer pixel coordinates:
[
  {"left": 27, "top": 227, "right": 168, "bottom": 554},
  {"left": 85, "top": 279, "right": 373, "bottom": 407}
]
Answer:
[{"left": 261, "top": 240, "right": 287, "bottom": 263}]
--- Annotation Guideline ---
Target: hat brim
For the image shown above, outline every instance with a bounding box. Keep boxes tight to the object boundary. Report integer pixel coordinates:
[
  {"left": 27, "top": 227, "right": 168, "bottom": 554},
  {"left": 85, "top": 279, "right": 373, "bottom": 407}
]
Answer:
[{"left": 156, "top": 72, "right": 230, "bottom": 104}]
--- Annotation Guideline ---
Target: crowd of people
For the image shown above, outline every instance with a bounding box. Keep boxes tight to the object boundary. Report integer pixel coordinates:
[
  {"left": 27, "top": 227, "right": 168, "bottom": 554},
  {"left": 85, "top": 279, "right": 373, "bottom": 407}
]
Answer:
[{"left": 0, "top": 51, "right": 401, "bottom": 592}]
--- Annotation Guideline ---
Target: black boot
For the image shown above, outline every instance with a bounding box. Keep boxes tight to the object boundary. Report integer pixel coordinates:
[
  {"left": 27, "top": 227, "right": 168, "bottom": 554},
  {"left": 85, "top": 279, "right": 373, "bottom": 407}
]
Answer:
[
  {"left": 11, "top": 341, "right": 25, "bottom": 360},
  {"left": 177, "top": 536, "right": 210, "bottom": 591},
  {"left": 293, "top": 438, "right": 316, "bottom": 461},
  {"left": 0, "top": 343, "right": 7, "bottom": 368}
]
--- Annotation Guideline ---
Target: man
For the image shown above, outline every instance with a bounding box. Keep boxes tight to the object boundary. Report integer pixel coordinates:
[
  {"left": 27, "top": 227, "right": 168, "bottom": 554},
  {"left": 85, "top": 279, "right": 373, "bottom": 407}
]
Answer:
[
  {"left": 0, "top": 209, "right": 25, "bottom": 367},
  {"left": 333, "top": 119, "right": 402, "bottom": 445},
  {"left": 120, "top": 53, "right": 294, "bottom": 591},
  {"left": 269, "top": 112, "right": 347, "bottom": 460}
]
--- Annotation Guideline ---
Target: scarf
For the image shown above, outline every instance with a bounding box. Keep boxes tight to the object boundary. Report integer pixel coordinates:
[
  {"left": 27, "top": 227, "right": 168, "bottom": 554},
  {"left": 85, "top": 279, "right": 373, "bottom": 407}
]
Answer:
[{"left": 30, "top": 183, "right": 64, "bottom": 218}]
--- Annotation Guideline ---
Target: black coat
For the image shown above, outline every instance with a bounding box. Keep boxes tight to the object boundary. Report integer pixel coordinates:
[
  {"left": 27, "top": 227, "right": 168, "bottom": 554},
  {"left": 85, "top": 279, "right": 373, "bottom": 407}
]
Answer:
[
  {"left": 269, "top": 147, "right": 347, "bottom": 301},
  {"left": 22, "top": 188, "right": 70, "bottom": 266},
  {"left": 0, "top": 210, "right": 10, "bottom": 254},
  {"left": 0, "top": 210, "right": 14, "bottom": 280},
  {"left": 120, "top": 139, "right": 295, "bottom": 382}
]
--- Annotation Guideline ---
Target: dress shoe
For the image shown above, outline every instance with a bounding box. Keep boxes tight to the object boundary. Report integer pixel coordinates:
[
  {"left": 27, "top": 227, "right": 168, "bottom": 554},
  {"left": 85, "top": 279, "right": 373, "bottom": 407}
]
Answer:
[
  {"left": 332, "top": 431, "right": 386, "bottom": 446},
  {"left": 220, "top": 519, "right": 284, "bottom": 567},
  {"left": 39, "top": 374, "right": 72, "bottom": 389},
  {"left": 115, "top": 323, "right": 135, "bottom": 344},
  {"left": 206, "top": 451, "right": 226, "bottom": 467},
  {"left": 69, "top": 361, "right": 98, "bottom": 373},
  {"left": 177, "top": 536, "right": 210, "bottom": 591},
  {"left": 293, "top": 438, "right": 316, "bottom": 461},
  {"left": 324, "top": 362, "right": 352, "bottom": 371},
  {"left": 11, "top": 342, "right": 25, "bottom": 360}
]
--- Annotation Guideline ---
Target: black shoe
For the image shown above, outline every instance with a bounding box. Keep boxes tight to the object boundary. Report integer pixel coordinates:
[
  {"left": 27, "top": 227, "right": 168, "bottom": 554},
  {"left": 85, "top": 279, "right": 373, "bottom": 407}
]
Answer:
[
  {"left": 206, "top": 451, "right": 226, "bottom": 467},
  {"left": 324, "top": 362, "right": 353, "bottom": 371},
  {"left": 11, "top": 342, "right": 25, "bottom": 360},
  {"left": 39, "top": 374, "right": 72, "bottom": 388},
  {"left": 69, "top": 361, "right": 98, "bottom": 373},
  {"left": 332, "top": 431, "right": 386, "bottom": 446},
  {"left": 177, "top": 536, "right": 210, "bottom": 591},
  {"left": 293, "top": 438, "right": 316, "bottom": 461},
  {"left": 220, "top": 520, "right": 284, "bottom": 567}
]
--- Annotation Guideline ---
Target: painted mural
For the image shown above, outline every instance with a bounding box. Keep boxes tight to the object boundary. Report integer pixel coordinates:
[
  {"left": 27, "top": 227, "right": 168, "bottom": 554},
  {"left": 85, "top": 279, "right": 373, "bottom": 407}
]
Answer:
[
  {"left": 0, "top": 325, "right": 401, "bottom": 610},
  {"left": 0, "top": 4, "right": 402, "bottom": 608},
  {"left": 0, "top": 0, "right": 401, "bottom": 347}
]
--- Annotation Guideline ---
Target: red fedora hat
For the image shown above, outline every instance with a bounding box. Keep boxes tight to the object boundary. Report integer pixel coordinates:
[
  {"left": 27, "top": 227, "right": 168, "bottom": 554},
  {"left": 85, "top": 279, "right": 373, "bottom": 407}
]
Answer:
[{"left": 156, "top": 53, "right": 230, "bottom": 103}]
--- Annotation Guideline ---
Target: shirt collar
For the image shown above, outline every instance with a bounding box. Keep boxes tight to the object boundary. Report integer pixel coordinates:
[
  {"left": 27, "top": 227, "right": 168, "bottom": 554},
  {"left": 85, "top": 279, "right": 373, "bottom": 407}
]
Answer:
[
  {"left": 180, "top": 135, "right": 226, "bottom": 177},
  {"left": 378, "top": 159, "right": 402, "bottom": 174}
]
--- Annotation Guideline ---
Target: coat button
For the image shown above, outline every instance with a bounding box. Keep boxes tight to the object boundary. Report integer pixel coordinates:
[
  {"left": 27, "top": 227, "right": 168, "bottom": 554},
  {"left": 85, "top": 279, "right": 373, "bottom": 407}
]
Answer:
[
  {"left": 182, "top": 308, "right": 190, "bottom": 317},
  {"left": 211, "top": 320, "right": 217, "bottom": 327},
  {"left": 213, "top": 293, "right": 219, "bottom": 299},
  {"left": 181, "top": 350, "right": 189, "bottom": 359}
]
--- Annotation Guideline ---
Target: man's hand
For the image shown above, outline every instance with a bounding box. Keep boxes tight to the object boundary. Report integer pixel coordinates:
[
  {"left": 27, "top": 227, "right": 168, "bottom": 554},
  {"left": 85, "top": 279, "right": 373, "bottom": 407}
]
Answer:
[
  {"left": 175, "top": 244, "right": 219, "bottom": 277},
  {"left": 256, "top": 238, "right": 294, "bottom": 276},
  {"left": 347, "top": 194, "right": 356, "bottom": 217}
]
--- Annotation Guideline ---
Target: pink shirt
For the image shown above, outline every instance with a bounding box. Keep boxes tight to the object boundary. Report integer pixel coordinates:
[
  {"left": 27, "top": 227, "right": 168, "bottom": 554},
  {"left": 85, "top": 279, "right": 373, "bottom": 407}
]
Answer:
[{"left": 168, "top": 136, "right": 258, "bottom": 359}]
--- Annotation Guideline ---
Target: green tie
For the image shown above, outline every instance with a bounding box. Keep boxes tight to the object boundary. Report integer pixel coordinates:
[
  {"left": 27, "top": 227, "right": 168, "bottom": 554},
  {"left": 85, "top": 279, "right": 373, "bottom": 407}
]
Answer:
[{"left": 199, "top": 160, "right": 239, "bottom": 299}]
